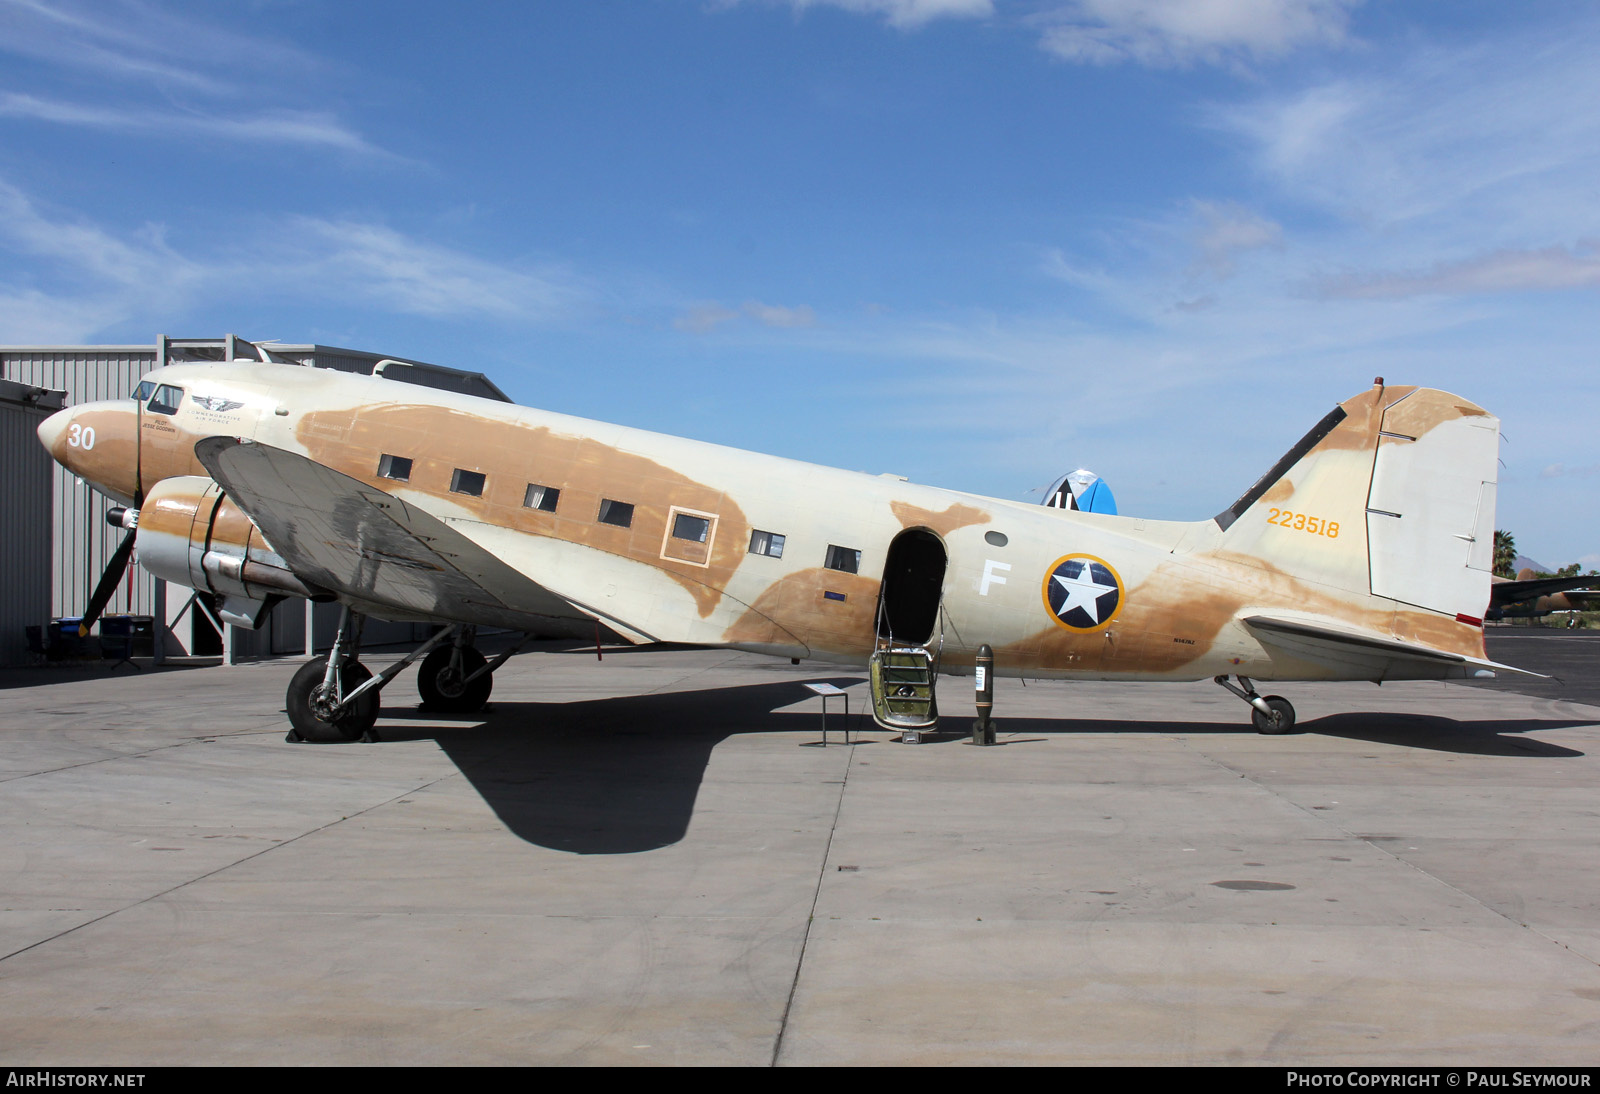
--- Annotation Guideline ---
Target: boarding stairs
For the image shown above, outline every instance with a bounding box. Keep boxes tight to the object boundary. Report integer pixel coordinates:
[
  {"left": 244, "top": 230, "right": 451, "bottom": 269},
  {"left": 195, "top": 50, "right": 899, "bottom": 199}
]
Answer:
[{"left": 867, "top": 592, "right": 944, "bottom": 731}]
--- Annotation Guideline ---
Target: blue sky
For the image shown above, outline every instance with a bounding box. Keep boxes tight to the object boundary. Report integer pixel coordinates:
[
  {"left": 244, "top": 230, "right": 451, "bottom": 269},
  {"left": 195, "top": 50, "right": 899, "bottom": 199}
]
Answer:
[{"left": 2, "top": 0, "right": 1596, "bottom": 568}]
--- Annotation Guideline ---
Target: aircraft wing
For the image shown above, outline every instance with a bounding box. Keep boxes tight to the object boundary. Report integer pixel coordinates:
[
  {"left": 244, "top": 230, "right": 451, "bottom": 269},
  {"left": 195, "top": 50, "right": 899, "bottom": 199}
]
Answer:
[
  {"left": 1489, "top": 574, "right": 1596, "bottom": 608},
  {"left": 194, "top": 436, "right": 626, "bottom": 638},
  {"left": 1242, "top": 615, "right": 1542, "bottom": 681}
]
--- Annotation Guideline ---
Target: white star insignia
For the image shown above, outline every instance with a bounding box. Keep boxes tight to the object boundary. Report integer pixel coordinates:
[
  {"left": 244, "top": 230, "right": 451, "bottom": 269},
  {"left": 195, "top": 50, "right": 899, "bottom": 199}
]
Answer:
[{"left": 1053, "top": 564, "right": 1117, "bottom": 624}]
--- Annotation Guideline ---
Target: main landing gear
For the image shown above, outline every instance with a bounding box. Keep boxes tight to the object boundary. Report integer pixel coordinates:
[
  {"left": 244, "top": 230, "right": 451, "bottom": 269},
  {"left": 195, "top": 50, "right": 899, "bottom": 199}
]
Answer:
[
  {"left": 417, "top": 627, "right": 501, "bottom": 713},
  {"left": 284, "top": 611, "right": 526, "bottom": 743},
  {"left": 1214, "top": 675, "right": 1297, "bottom": 734}
]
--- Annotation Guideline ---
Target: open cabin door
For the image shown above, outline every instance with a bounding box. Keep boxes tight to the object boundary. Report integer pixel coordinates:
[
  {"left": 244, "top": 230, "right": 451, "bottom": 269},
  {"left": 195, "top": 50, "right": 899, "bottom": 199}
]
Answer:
[{"left": 869, "top": 530, "right": 947, "bottom": 730}]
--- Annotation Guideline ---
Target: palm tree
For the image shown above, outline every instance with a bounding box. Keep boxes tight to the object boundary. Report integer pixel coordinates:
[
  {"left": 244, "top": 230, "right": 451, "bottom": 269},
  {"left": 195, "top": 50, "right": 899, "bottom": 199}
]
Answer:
[{"left": 1494, "top": 530, "right": 1516, "bottom": 578}]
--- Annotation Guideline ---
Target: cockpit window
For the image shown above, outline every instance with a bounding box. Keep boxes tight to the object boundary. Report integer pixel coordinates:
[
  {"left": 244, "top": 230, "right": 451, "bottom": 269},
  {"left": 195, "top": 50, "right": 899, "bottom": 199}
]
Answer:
[
  {"left": 134, "top": 380, "right": 155, "bottom": 403},
  {"left": 147, "top": 384, "right": 184, "bottom": 416}
]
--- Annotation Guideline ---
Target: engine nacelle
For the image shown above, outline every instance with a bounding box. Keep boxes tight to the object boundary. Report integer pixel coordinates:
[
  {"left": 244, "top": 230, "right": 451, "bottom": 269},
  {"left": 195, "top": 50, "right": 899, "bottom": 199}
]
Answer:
[{"left": 136, "top": 475, "right": 320, "bottom": 628}]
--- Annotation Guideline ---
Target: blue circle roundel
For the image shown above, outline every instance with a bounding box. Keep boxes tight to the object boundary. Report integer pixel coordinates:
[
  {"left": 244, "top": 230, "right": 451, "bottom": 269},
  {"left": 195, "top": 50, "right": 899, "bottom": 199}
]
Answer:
[{"left": 1041, "top": 555, "right": 1123, "bottom": 633}]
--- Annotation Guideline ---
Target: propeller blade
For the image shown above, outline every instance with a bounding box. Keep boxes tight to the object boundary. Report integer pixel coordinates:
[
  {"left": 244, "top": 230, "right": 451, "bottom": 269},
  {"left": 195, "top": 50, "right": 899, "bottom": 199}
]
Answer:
[{"left": 78, "top": 530, "right": 137, "bottom": 638}]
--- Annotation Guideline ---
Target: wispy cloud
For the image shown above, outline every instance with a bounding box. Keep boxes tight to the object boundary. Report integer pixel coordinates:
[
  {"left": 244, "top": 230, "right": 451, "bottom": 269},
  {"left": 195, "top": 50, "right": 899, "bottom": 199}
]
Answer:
[
  {"left": 673, "top": 299, "right": 818, "bottom": 333},
  {"left": 773, "top": 0, "right": 993, "bottom": 30},
  {"left": 1039, "top": 248, "right": 1117, "bottom": 293},
  {"left": 0, "top": 93, "right": 393, "bottom": 155},
  {"left": 0, "top": 178, "right": 204, "bottom": 340},
  {"left": 284, "top": 220, "right": 590, "bottom": 322},
  {"left": 0, "top": 178, "right": 201, "bottom": 292},
  {"left": 674, "top": 303, "right": 739, "bottom": 333},
  {"left": 1203, "top": 17, "right": 1600, "bottom": 317},
  {"left": 0, "top": 0, "right": 238, "bottom": 92},
  {"left": 1318, "top": 242, "right": 1600, "bottom": 300},
  {"left": 1036, "top": 0, "right": 1359, "bottom": 69},
  {"left": 753, "top": 0, "right": 1352, "bottom": 63},
  {"left": 0, "top": 179, "right": 592, "bottom": 340},
  {"left": 0, "top": 0, "right": 389, "bottom": 155},
  {"left": 1212, "top": 24, "right": 1600, "bottom": 235},
  {"left": 744, "top": 300, "right": 817, "bottom": 327},
  {"left": 1188, "top": 199, "right": 1283, "bottom": 279},
  {"left": 1540, "top": 462, "right": 1600, "bottom": 481}
]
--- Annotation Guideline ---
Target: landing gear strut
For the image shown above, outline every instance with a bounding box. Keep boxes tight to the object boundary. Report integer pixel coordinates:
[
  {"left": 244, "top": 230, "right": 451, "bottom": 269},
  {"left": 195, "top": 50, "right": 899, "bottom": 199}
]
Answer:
[
  {"left": 1214, "top": 675, "right": 1297, "bottom": 734},
  {"left": 287, "top": 657, "right": 378, "bottom": 743},
  {"left": 284, "top": 613, "right": 525, "bottom": 743},
  {"left": 287, "top": 607, "right": 380, "bottom": 743}
]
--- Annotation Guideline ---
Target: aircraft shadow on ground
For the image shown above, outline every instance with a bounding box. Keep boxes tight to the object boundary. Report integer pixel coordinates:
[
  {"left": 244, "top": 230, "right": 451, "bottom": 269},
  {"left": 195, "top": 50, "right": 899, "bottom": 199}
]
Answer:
[
  {"left": 361, "top": 678, "right": 1593, "bottom": 854},
  {"left": 375, "top": 679, "right": 860, "bottom": 855}
]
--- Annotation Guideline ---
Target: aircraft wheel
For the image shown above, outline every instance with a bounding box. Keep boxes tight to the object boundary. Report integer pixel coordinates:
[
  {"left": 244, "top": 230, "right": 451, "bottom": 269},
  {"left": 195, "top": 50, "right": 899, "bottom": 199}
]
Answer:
[
  {"left": 287, "top": 657, "right": 378, "bottom": 743},
  {"left": 1251, "top": 696, "right": 1296, "bottom": 735},
  {"left": 417, "top": 646, "right": 493, "bottom": 712}
]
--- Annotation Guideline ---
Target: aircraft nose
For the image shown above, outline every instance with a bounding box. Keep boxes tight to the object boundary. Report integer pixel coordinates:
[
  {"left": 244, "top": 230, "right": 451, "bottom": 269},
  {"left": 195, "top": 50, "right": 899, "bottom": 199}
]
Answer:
[
  {"left": 37, "top": 400, "right": 142, "bottom": 504},
  {"left": 37, "top": 406, "right": 72, "bottom": 458}
]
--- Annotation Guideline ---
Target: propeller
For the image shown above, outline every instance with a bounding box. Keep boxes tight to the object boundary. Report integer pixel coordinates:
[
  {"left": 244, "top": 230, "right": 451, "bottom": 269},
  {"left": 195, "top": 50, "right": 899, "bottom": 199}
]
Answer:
[{"left": 77, "top": 507, "right": 138, "bottom": 638}]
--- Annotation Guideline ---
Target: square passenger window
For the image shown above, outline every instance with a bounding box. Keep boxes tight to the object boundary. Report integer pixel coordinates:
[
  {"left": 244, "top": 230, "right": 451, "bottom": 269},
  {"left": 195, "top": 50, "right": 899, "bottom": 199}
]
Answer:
[
  {"left": 451, "top": 469, "right": 486, "bottom": 497},
  {"left": 824, "top": 545, "right": 860, "bottom": 573},
  {"left": 377, "top": 454, "right": 413, "bottom": 482},
  {"left": 523, "top": 484, "right": 560, "bottom": 512},
  {"left": 597, "top": 499, "right": 634, "bottom": 528},
  {"left": 749, "top": 530, "right": 785, "bottom": 558},
  {"left": 672, "top": 513, "right": 710, "bottom": 543}
]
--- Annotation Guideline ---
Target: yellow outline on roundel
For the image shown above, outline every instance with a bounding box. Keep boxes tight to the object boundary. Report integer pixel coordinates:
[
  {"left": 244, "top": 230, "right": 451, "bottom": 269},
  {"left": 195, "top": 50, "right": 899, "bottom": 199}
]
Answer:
[{"left": 1040, "top": 553, "right": 1125, "bottom": 634}]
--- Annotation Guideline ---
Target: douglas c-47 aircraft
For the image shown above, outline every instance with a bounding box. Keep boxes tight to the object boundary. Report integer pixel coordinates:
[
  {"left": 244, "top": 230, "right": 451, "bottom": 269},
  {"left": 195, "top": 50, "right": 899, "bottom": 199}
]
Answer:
[{"left": 37, "top": 363, "right": 1521, "bottom": 742}]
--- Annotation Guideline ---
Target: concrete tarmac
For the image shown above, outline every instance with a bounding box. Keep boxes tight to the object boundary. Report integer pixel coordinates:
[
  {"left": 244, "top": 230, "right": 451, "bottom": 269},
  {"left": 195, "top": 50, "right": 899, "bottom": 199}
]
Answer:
[{"left": 2, "top": 639, "right": 1599, "bottom": 1065}]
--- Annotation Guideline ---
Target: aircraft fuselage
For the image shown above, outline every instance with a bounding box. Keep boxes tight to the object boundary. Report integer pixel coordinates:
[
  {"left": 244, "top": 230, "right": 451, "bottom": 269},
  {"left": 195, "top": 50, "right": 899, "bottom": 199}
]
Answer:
[{"left": 39, "top": 362, "right": 1495, "bottom": 684}]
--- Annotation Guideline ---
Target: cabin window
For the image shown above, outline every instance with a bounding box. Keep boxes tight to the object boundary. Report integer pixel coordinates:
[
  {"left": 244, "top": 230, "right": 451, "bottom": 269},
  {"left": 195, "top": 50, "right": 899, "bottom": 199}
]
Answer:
[
  {"left": 671, "top": 513, "right": 710, "bottom": 543},
  {"left": 749, "top": 530, "right": 785, "bottom": 558},
  {"left": 523, "top": 484, "right": 560, "bottom": 512},
  {"left": 451, "top": 469, "right": 486, "bottom": 497},
  {"left": 662, "top": 506, "right": 717, "bottom": 565},
  {"left": 378, "top": 454, "right": 413, "bottom": 482},
  {"left": 598, "top": 499, "right": 634, "bottom": 528},
  {"left": 147, "top": 384, "right": 184, "bottom": 416},
  {"left": 825, "top": 545, "right": 861, "bottom": 574}
]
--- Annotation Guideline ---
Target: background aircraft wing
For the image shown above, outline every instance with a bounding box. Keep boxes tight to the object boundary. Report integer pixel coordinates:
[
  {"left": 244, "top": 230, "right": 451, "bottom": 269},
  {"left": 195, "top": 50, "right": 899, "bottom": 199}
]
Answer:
[
  {"left": 194, "top": 436, "right": 623, "bottom": 637},
  {"left": 1242, "top": 615, "right": 1542, "bottom": 681},
  {"left": 1489, "top": 574, "right": 1596, "bottom": 608}
]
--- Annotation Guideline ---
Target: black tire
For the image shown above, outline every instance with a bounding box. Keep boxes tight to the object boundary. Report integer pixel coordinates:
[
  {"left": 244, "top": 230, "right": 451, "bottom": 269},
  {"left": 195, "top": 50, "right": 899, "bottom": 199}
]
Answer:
[
  {"left": 1251, "top": 695, "right": 1296, "bottom": 734},
  {"left": 287, "top": 657, "right": 378, "bottom": 743},
  {"left": 417, "top": 645, "right": 492, "bottom": 712}
]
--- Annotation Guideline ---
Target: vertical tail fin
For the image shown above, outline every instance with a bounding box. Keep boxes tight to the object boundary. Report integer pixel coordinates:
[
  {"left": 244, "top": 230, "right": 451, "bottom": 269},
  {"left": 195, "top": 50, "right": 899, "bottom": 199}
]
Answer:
[{"left": 1214, "top": 383, "right": 1500, "bottom": 621}]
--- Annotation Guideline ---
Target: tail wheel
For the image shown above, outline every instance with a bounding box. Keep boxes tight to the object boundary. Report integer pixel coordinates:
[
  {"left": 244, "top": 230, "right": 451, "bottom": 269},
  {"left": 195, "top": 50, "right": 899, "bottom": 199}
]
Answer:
[
  {"left": 287, "top": 657, "right": 378, "bottom": 743},
  {"left": 418, "top": 645, "right": 493, "bottom": 713},
  {"left": 1252, "top": 696, "right": 1296, "bottom": 735}
]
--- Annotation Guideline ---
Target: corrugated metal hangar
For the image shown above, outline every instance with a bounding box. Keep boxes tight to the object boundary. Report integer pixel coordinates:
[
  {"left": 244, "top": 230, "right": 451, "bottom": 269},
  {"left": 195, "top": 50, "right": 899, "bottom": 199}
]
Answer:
[
  {"left": 0, "top": 335, "right": 508, "bottom": 667},
  {"left": 0, "top": 379, "right": 66, "bottom": 667}
]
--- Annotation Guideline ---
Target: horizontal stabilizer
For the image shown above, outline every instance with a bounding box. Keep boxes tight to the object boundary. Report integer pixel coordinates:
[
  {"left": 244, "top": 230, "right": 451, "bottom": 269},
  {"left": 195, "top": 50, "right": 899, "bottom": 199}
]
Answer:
[{"left": 1243, "top": 615, "right": 1542, "bottom": 681}]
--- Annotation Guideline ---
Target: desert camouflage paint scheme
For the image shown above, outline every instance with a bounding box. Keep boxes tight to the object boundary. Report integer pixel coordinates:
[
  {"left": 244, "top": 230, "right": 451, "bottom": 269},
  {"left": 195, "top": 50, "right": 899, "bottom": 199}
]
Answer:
[{"left": 38, "top": 362, "right": 1512, "bottom": 685}]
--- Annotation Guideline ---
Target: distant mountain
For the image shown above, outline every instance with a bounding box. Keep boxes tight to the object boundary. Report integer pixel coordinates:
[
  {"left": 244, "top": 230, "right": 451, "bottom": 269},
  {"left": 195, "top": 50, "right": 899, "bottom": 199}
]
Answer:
[{"left": 1514, "top": 554, "right": 1550, "bottom": 575}]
